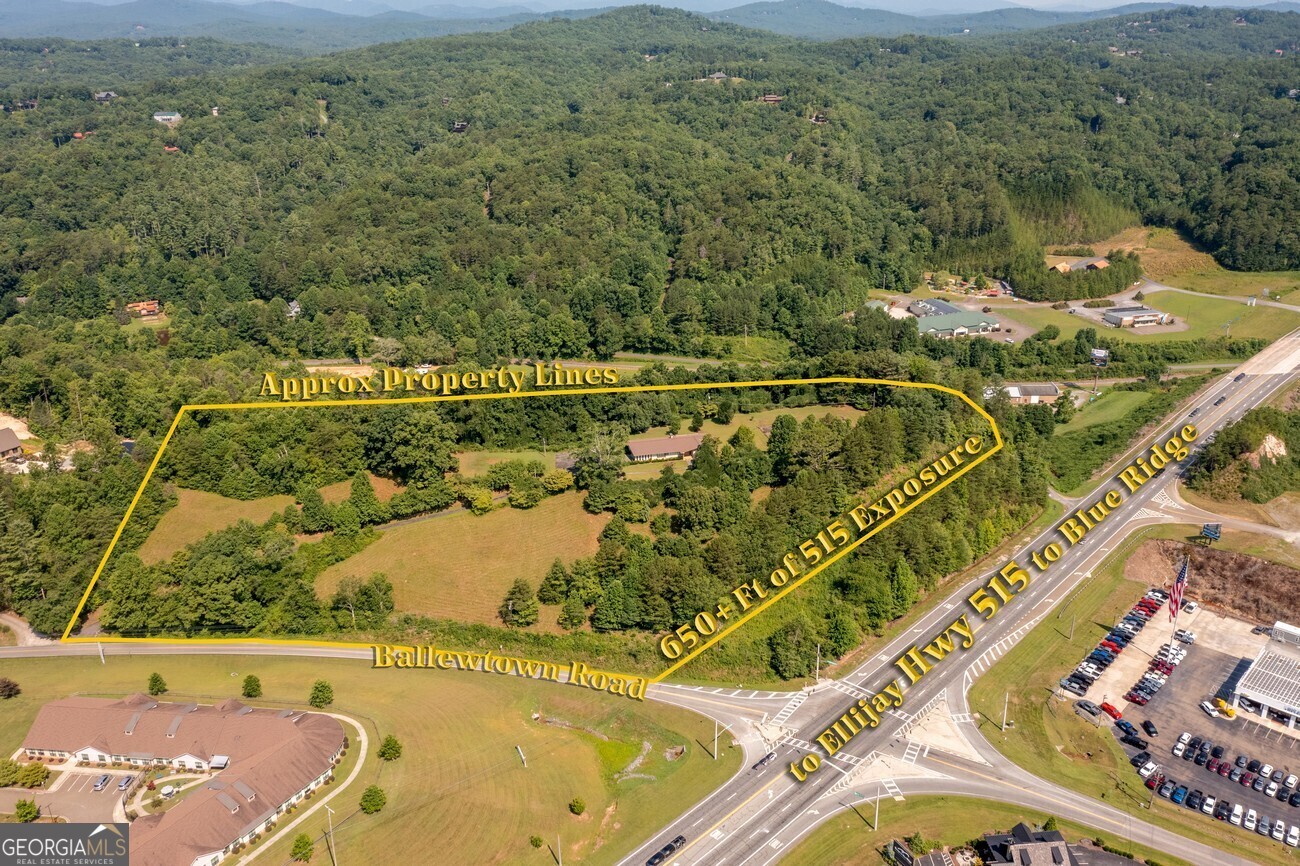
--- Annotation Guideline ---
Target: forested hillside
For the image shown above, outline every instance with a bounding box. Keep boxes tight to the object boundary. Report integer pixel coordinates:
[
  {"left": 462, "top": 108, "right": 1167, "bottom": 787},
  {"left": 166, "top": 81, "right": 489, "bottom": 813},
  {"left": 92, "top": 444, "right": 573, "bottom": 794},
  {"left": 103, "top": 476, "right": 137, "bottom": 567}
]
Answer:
[{"left": 1, "top": 5, "right": 1299, "bottom": 642}]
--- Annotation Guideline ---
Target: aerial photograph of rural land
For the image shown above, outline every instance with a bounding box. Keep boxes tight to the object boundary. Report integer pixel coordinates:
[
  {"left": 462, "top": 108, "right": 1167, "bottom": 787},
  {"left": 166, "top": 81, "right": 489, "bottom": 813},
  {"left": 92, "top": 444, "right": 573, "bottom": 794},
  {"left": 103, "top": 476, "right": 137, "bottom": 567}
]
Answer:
[{"left": 1, "top": 0, "right": 1299, "bottom": 863}]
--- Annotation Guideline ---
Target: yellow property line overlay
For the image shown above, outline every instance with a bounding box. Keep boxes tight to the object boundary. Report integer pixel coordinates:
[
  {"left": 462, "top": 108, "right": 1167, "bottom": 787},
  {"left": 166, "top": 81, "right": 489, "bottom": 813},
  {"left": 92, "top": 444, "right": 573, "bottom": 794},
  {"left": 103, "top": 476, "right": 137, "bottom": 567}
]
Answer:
[{"left": 61, "top": 377, "right": 1004, "bottom": 686}]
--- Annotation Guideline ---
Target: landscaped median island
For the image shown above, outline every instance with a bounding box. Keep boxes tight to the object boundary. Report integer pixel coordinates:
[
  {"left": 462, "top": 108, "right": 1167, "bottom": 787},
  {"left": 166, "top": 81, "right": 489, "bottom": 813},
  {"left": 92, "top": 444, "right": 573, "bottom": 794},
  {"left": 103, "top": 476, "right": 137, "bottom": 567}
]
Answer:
[
  {"left": 0, "top": 654, "right": 740, "bottom": 865},
  {"left": 63, "top": 373, "right": 1047, "bottom": 690},
  {"left": 967, "top": 525, "right": 1300, "bottom": 864}
]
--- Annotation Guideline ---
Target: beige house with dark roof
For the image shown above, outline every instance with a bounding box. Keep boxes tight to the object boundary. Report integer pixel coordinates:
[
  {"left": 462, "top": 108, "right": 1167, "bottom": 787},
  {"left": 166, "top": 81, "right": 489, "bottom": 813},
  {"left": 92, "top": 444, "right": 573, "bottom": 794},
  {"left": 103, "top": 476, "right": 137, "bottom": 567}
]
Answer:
[
  {"left": 626, "top": 432, "right": 704, "bottom": 463},
  {"left": 21, "top": 695, "right": 346, "bottom": 866}
]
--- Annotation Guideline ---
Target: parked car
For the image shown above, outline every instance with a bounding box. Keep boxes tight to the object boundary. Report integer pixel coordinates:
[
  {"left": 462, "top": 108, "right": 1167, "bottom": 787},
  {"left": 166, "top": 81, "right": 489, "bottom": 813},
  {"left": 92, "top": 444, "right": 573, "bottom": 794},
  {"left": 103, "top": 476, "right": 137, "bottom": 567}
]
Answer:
[
  {"left": 1288, "top": 824, "right": 1300, "bottom": 848},
  {"left": 1131, "top": 751, "right": 1152, "bottom": 767},
  {"left": 1275, "top": 820, "right": 1288, "bottom": 842},
  {"left": 1242, "top": 772, "right": 1257, "bottom": 787},
  {"left": 1246, "top": 808, "right": 1259, "bottom": 831},
  {"left": 116, "top": 775, "right": 133, "bottom": 791},
  {"left": 1219, "top": 762, "right": 1232, "bottom": 777},
  {"left": 1236, "top": 754, "right": 1250, "bottom": 768},
  {"left": 1159, "top": 779, "right": 1177, "bottom": 798},
  {"left": 1200, "top": 700, "right": 1220, "bottom": 718},
  {"left": 1122, "top": 735, "right": 1149, "bottom": 750},
  {"left": 92, "top": 774, "right": 111, "bottom": 792},
  {"left": 1286, "top": 774, "right": 1297, "bottom": 789},
  {"left": 1173, "top": 742, "right": 1186, "bottom": 758},
  {"left": 1260, "top": 816, "right": 1274, "bottom": 837},
  {"left": 1207, "top": 758, "right": 1222, "bottom": 773},
  {"left": 1263, "top": 763, "right": 1276, "bottom": 779},
  {"left": 1141, "top": 720, "right": 1159, "bottom": 737},
  {"left": 1174, "top": 628, "right": 1196, "bottom": 643},
  {"left": 1277, "top": 786, "right": 1293, "bottom": 803},
  {"left": 1230, "top": 768, "right": 1245, "bottom": 783},
  {"left": 1101, "top": 703, "right": 1122, "bottom": 720},
  {"left": 1139, "top": 761, "right": 1159, "bottom": 779},
  {"left": 1249, "top": 759, "right": 1263, "bottom": 773},
  {"left": 1268, "top": 782, "right": 1281, "bottom": 798},
  {"left": 1290, "top": 791, "right": 1300, "bottom": 807},
  {"left": 1211, "top": 745, "right": 1226, "bottom": 759},
  {"left": 1172, "top": 786, "right": 1189, "bottom": 805},
  {"left": 1212, "top": 798, "right": 1229, "bottom": 820},
  {"left": 1197, "top": 792, "right": 1213, "bottom": 814},
  {"left": 1061, "top": 680, "right": 1087, "bottom": 696},
  {"left": 1145, "top": 773, "right": 1165, "bottom": 790},
  {"left": 1177, "top": 731, "right": 1192, "bottom": 745},
  {"left": 1195, "top": 751, "right": 1210, "bottom": 767},
  {"left": 1075, "top": 700, "right": 1101, "bottom": 716},
  {"left": 1116, "top": 720, "right": 1138, "bottom": 736}
]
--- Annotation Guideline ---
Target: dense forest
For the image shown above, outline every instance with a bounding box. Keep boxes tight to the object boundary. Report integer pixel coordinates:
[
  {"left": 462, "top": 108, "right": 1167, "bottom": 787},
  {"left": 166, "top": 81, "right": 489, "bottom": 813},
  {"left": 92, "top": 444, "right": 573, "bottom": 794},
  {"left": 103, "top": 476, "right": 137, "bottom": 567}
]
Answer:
[{"left": 0, "top": 6, "right": 1297, "bottom": 670}]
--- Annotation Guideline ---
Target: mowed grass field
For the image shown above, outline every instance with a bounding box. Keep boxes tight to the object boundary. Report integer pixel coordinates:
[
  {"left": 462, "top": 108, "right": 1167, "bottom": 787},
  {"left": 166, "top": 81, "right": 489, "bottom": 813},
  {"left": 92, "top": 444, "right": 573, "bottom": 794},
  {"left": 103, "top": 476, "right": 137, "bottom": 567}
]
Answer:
[
  {"left": 0, "top": 655, "right": 738, "bottom": 866},
  {"left": 456, "top": 449, "right": 552, "bottom": 477},
  {"left": 137, "top": 488, "right": 294, "bottom": 565},
  {"left": 316, "top": 490, "right": 608, "bottom": 629},
  {"left": 968, "top": 528, "right": 1297, "bottom": 864},
  {"left": 1054, "top": 390, "right": 1152, "bottom": 436},
  {"left": 782, "top": 796, "right": 1191, "bottom": 866},
  {"left": 1089, "top": 226, "right": 1300, "bottom": 300},
  {"left": 319, "top": 471, "right": 403, "bottom": 504}
]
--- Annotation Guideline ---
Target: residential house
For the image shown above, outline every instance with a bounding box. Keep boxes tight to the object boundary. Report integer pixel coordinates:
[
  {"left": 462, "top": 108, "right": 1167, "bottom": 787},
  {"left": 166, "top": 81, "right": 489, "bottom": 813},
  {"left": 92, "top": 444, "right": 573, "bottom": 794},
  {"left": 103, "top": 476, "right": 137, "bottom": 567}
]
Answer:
[
  {"left": 152, "top": 111, "right": 182, "bottom": 125},
  {"left": 758, "top": 94, "right": 784, "bottom": 103},
  {"left": 126, "top": 300, "right": 161, "bottom": 317},
  {"left": 22, "top": 696, "right": 346, "bottom": 866},
  {"left": 708, "top": 71, "right": 728, "bottom": 81},
  {"left": 626, "top": 433, "right": 705, "bottom": 463},
  {"left": 93, "top": 91, "right": 118, "bottom": 102},
  {"left": 451, "top": 121, "right": 469, "bottom": 133},
  {"left": 810, "top": 113, "right": 828, "bottom": 125},
  {"left": 1049, "top": 256, "right": 1110, "bottom": 274},
  {"left": 0, "top": 428, "right": 22, "bottom": 462}
]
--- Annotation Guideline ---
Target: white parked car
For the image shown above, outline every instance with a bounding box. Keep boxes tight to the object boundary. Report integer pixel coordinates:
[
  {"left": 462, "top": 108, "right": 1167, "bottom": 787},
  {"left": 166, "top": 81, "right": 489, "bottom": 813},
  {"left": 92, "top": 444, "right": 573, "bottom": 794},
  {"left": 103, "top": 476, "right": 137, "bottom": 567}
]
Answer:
[
  {"left": 1286, "top": 774, "right": 1297, "bottom": 789},
  {"left": 1231, "top": 803, "right": 1244, "bottom": 825},
  {"left": 1200, "top": 700, "right": 1220, "bottom": 718},
  {"left": 1202, "top": 795, "right": 1217, "bottom": 815},
  {"left": 1246, "top": 809, "right": 1258, "bottom": 831},
  {"left": 1177, "top": 731, "right": 1192, "bottom": 745},
  {"left": 1268, "top": 782, "right": 1280, "bottom": 798},
  {"left": 1275, "top": 820, "right": 1288, "bottom": 842},
  {"left": 1184, "top": 601, "right": 1199, "bottom": 613},
  {"left": 1262, "top": 763, "right": 1275, "bottom": 778},
  {"left": 1139, "top": 761, "right": 1159, "bottom": 778},
  {"left": 1288, "top": 824, "right": 1300, "bottom": 848},
  {"left": 1173, "top": 742, "right": 1186, "bottom": 757}
]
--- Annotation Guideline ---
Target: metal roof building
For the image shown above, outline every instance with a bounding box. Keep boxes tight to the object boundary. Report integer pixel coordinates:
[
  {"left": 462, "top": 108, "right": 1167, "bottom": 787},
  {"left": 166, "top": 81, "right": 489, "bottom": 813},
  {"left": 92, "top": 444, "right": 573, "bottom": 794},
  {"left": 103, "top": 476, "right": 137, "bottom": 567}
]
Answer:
[{"left": 1232, "top": 623, "right": 1300, "bottom": 728}]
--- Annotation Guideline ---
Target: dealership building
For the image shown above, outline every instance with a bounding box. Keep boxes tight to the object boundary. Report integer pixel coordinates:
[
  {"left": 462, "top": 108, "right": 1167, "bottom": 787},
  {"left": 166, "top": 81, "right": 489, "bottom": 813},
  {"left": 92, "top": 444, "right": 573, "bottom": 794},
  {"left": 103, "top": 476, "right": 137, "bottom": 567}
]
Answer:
[{"left": 1232, "top": 622, "right": 1300, "bottom": 729}]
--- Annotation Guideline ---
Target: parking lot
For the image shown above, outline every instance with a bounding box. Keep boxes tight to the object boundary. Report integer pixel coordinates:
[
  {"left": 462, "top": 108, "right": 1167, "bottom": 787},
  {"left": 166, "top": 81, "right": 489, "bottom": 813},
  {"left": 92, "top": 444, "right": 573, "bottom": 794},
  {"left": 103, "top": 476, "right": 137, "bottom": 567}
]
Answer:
[
  {"left": 1093, "top": 639, "right": 1300, "bottom": 849},
  {"left": 0, "top": 769, "right": 128, "bottom": 823}
]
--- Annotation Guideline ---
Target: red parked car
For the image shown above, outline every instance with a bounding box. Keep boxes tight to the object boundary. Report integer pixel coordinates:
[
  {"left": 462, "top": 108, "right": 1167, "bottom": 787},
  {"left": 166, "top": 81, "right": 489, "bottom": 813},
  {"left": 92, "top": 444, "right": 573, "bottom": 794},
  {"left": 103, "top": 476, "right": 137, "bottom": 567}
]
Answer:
[{"left": 1101, "top": 702, "right": 1122, "bottom": 720}]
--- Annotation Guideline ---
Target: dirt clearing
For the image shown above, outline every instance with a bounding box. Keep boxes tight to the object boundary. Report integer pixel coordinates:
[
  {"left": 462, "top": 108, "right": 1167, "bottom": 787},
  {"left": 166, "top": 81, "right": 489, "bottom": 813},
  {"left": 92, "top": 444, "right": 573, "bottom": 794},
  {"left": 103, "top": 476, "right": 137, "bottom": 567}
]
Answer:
[{"left": 1125, "top": 539, "right": 1300, "bottom": 626}]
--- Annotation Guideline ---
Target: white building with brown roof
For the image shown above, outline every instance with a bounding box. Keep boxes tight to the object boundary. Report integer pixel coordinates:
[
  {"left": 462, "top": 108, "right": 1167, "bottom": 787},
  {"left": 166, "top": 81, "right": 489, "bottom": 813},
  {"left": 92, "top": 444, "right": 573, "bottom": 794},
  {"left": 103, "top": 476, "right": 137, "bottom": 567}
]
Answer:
[
  {"left": 21, "top": 695, "right": 346, "bottom": 866},
  {"left": 626, "top": 432, "right": 705, "bottom": 463}
]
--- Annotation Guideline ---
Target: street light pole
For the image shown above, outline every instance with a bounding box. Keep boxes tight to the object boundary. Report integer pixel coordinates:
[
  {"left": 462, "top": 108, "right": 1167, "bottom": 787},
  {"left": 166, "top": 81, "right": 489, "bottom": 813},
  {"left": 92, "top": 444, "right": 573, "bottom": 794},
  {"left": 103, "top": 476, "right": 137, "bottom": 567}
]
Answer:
[{"left": 874, "top": 781, "right": 881, "bottom": 830}]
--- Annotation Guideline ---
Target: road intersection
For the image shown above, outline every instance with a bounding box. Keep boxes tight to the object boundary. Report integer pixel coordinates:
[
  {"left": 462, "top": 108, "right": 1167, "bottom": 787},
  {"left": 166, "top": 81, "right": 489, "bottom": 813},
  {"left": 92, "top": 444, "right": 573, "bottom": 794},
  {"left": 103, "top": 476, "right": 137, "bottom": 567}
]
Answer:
[{"left": 2, "top": 331, "right": 1297, "bottom": 866}]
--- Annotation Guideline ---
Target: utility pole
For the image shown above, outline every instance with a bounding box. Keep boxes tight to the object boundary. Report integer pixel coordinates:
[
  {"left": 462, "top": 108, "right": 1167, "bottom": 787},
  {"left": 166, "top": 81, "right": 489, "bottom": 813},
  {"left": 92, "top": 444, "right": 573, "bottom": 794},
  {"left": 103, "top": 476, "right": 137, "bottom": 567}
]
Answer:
[
  {"left": 1002, "top": 690, "right": 1010, "bottom": 732},
  {"left": 1070, "top": 614, "right": 1076, "bottom": 641},
  {"left": 815, "top": 643, "right": 821, "bottom": 685},
  {"left": 516, "top": 745, "right": 527, "bottom": 768},
  {"left": 98, "top": 642, "right": 105, "bottom": 665},
  {"left": 557, "top": 834, "right": 562, "bottom": 866},
  {"left": 713, "top": 720, "right": 734, "bottom": 760},
  {"left": 874, "top": 781, "right": 881, "bottom": 830},
  {"left": 325, "top": 805, "right": 338, "bottom": 866}
]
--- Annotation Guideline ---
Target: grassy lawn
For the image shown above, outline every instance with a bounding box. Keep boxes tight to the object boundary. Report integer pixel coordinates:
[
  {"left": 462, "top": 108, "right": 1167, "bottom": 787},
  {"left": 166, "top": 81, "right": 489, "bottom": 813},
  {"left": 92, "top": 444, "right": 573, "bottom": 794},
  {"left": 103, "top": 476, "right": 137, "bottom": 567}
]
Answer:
[
  {"left": 1141, "top": 291, "right": 1300, "bottom": 342},
  {"left": 782, "top": 796, "right": 1190, "bottom": 866},
  {"left": 137, "top": 488, "right": 294, "bottom": 565},
  {"left": 122, "top": 313, "right": 171, "bottom": 332},
  {"left": 633, "top": 405, "right": 864, "bottom": 451},
  {"left": 968, "top": 527, "right": 1297, "bottom": 864},
  {"left": 319, "top": 472, "right": 403, "bottom": 504},
  {"left": 456, "top": 449, "right": 553, "bottom": 477},
  {"left": 315, "top": 490, "right": 609, "bottom": 630},
  {"left": 1090, "top": 226, "right": 1300, "bottom": 300},
  {"left": 1055, "top": 390, "right": 1152, "bottom": 436},
  {"left": 0, "top": 655, "right": 737, "bottom": 866}
]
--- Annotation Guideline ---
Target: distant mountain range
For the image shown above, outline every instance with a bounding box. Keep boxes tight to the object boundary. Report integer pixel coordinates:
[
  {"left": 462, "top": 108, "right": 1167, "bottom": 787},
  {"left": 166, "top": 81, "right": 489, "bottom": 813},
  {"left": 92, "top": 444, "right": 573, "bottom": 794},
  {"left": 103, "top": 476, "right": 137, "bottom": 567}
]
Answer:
[{"left": 2, "top": 0, "right": 1296, "bottom": 49}]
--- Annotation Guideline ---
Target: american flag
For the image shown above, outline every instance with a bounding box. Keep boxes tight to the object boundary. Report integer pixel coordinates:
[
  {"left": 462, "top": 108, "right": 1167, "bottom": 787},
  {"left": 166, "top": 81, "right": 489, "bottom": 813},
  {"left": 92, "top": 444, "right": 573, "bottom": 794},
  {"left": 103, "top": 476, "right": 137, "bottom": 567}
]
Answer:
[{"left": 1169, "top": 557, "right": 1190, "bottom": 622}]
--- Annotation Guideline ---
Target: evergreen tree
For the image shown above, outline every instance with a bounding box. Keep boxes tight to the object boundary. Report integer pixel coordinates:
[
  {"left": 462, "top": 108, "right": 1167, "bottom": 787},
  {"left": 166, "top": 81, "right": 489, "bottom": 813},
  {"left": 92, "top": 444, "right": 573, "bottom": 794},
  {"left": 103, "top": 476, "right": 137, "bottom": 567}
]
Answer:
[
  {"left": 538, "top": 559, "right": 569, "bottom": 605},
  {"left": 567, "top": 560, "right": 602, "bottom": 606},
  {"left": 558, "top": 594, "right": 588, "bottom": 630},
  {"left": 499, "top": 579, "right": 539, "bottom": 627},
  {"left": 309, "top": 680, "right": 333, "bottom": 708},
  {"left": 347, "top": 471, "right": 387, "bottom": 525},
  {"left": 14, "top": 799, "right": 37, "bottom": 823},
  {"left": 148, "top": 672, "right": 167, "bottom": 695},
  {"left": 591, "top": 579, "right": 628, "bottom": 631},
  {"left": 974, "top": 518, "right": 999, "bottom": 555},
  {"left": 332, "top": 501, "right": 361, "bottom": 538},
  {"left": 766, "top": 414, "right": 798, "bottom": 482},
  {"left": 242, "top": 675, "right": 262, "bottom": 699},
  {"left": 16, "top": 762, "right": 48, "bottom": 788},
  {"left": 825, "top": 607, "right": 859, "bottom": 657},
  {"left": 298, "top": 486, "right": 332, "bottom": 534},
  {"left": 689, "top": 408, "right": 705, "bottom": 432}
]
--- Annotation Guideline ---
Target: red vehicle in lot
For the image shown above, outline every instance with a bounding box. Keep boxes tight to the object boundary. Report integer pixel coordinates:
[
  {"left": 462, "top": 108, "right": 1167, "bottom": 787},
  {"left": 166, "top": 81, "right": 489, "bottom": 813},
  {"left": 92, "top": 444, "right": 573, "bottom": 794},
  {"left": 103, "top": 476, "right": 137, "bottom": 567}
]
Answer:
[
  {"left": 1146, "top": 773, "right": 1165, "bottom": 790},
  {"left": 1101, "top": 641, "right": 1123, "bottom": 653},
  {"left": 1101, "top": 702, "right": 1122, "bottom": 719}
]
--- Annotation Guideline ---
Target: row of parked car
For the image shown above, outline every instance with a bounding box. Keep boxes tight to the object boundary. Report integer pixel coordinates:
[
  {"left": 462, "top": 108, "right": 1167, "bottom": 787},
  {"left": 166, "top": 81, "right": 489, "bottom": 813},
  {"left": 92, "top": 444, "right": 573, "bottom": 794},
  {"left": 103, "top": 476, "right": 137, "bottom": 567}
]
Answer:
[
  {"left": 1125, "top": 640, "right": 1187, "bottom": 706},
  {"left": 1133, "top": 732, "right": 1300, "bottom": 845},
  {"left": 1059, "top": 588, "right": 1168, "bottom": 698}
]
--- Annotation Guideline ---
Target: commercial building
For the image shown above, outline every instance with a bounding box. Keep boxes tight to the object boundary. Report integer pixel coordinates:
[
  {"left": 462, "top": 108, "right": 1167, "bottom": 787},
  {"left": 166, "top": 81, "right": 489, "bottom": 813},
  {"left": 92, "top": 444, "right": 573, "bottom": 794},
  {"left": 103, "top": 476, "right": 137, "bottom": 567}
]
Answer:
[
  {"left": 1002, "top": 383, "right": 1061, "bottom": 405},
  {"left": 626, "top": 433, "right": 704, "bottom": 463},
  {"left": 914, "top": 312, "right": 1000, "bottom": 339},
  {"left": 21, "top": 695, "right": 346, "bottom": 866},
  {"left": 1233, "top": 623, "right": 1300, "bottom": 728},
  {"left": 982, "top": 822, "right": 1083, "bottom": 865},
  {"left": 906, "top": 298, "right": 963, "bottom": 317},
  {"left": 1049, "top": 256, "right": 1110, "bottom": 273},
  {"left": 1102, "top": 306, "right": 1169, "bottom": 328}
]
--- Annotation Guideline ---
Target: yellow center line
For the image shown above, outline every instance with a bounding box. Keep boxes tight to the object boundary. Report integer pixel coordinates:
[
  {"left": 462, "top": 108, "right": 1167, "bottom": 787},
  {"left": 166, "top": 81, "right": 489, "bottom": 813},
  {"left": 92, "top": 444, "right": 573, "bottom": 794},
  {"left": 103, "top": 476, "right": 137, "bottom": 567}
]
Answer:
[{"left": 670, "top": 777, "right": 787, "bottom": 862}]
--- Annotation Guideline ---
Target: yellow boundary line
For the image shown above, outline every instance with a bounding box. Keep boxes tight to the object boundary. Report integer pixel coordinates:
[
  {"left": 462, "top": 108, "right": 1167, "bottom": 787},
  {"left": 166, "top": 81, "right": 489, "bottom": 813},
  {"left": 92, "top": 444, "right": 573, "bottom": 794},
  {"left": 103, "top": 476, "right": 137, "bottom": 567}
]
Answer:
[{"left": 61, "top": 377, "right": 1004, "bottom": 685}]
